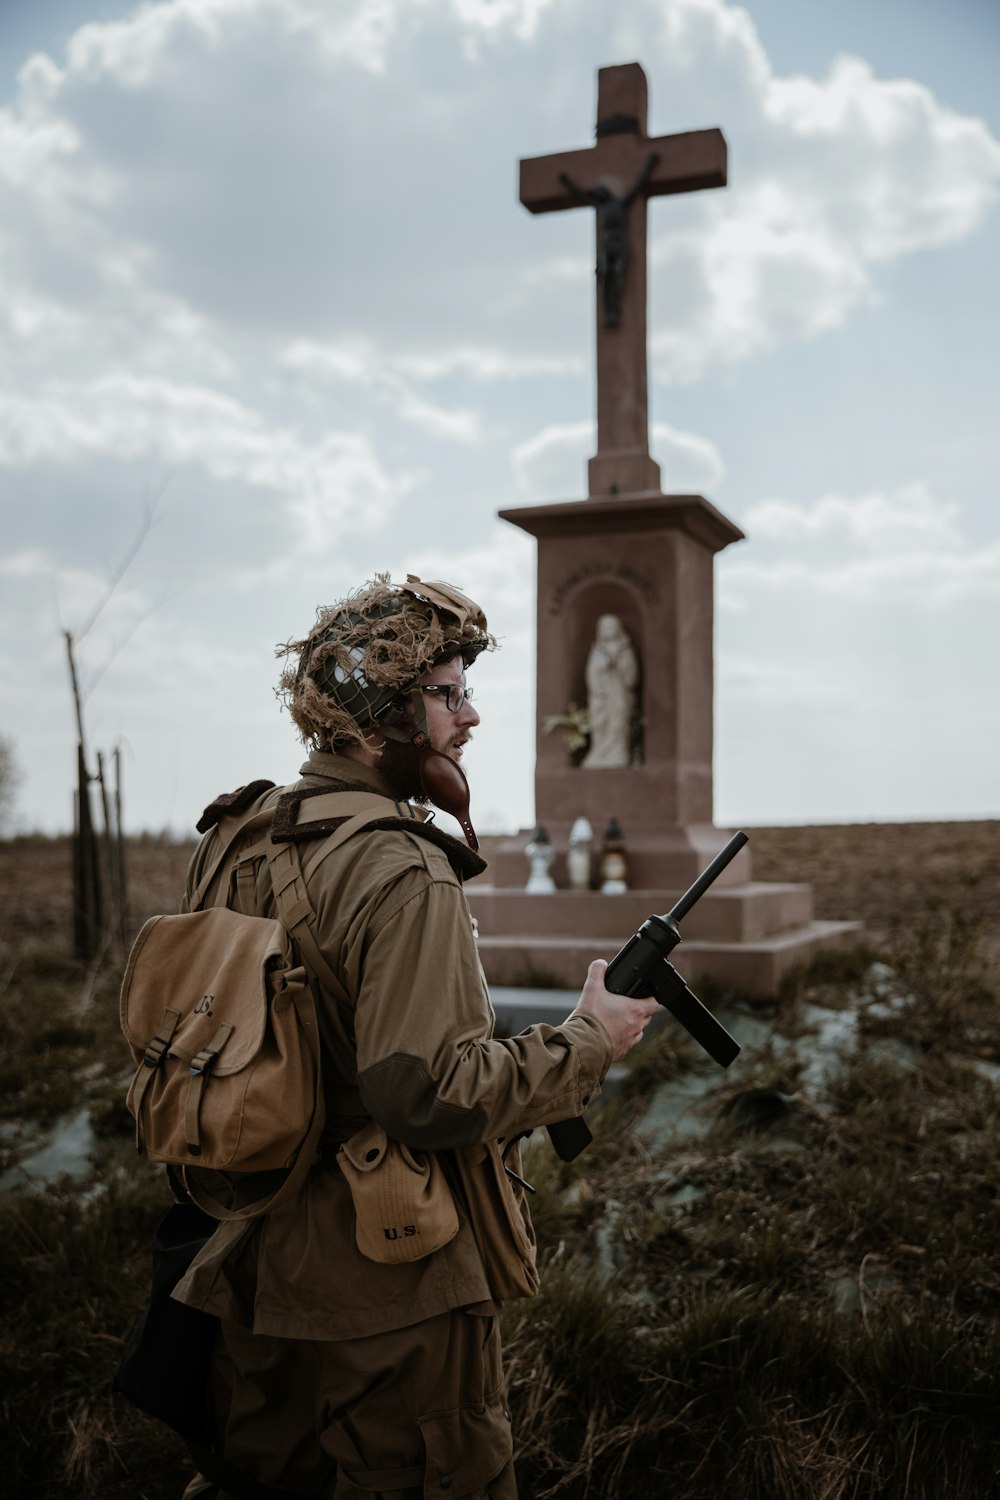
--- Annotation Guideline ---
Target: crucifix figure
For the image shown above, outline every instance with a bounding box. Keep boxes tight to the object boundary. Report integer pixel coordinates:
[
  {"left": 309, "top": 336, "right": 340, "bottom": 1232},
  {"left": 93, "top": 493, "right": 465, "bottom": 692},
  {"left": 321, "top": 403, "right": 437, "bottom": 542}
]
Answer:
[
  {"left": 520, "top": 63, "right": 727, "bottom": 498},
  {"left": 559, "top": 152, "right": 660, "bottom": 328}
]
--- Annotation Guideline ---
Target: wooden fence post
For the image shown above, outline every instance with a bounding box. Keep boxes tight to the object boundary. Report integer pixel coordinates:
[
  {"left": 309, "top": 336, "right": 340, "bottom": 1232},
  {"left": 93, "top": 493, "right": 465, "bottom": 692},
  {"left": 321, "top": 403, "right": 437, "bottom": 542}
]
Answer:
[
  {"left": 113, "top": 746, "right": 129, "bottom": 951},
  {"left": 73, "top": 742, "right": 103, "bottom": 961}
]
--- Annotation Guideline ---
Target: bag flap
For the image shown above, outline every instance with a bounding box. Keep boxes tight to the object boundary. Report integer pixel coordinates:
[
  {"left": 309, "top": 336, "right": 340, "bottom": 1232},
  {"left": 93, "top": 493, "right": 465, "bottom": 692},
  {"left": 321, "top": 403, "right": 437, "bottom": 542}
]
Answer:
[{"left": 120, "top": 909, "right": 291, "bottom": 1075}]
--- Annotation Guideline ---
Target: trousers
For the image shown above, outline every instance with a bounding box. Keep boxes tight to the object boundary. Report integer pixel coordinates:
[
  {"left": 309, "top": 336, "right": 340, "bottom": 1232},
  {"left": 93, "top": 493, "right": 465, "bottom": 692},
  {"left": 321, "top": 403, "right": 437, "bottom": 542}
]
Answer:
[{"left": 181, "top": 1307, "right": 517, "bottom": 1500}]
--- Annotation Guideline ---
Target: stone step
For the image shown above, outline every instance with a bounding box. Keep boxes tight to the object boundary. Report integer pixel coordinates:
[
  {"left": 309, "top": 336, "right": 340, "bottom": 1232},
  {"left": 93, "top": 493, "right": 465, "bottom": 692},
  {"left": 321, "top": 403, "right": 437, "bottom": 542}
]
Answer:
[
  {"left": 490, "top": 986, "right": 579, "bottom": 1032},
  {"left": 489, "top": 988, "right": 637, "bottom": 1102},
  {"left": 477, "top": 920, "right": 863, "bottom": 997},
  {"left": 468, "top": 881, "right": 814, "bottom": 944}
]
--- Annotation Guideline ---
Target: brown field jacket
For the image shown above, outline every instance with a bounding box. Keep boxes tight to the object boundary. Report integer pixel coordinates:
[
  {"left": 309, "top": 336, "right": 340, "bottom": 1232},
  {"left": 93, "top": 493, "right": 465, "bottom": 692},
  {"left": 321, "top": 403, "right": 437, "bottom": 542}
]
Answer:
[{"left": 171, "top": 751, "right": 612, "bottom": 1340}]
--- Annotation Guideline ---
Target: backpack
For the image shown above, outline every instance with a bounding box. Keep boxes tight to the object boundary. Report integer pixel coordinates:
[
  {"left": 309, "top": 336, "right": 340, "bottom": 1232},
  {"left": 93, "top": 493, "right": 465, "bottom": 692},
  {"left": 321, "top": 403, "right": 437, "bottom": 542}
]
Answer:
[{"left": 120, "top": 782, "right": 483, "bottom": 1221}]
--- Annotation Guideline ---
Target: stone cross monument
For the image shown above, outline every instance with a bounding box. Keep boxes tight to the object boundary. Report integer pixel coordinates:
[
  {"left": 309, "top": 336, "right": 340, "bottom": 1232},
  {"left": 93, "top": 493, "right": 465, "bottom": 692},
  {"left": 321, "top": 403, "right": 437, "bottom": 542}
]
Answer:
[
  {"left": 471, "top": 62, "right": 862, "bottom": 996},
  {"left": 518, "top": 61, "right": 727, "bottom": 500},
  {"left": 496, "top": 61, "right": 746, "bottom": 888}
]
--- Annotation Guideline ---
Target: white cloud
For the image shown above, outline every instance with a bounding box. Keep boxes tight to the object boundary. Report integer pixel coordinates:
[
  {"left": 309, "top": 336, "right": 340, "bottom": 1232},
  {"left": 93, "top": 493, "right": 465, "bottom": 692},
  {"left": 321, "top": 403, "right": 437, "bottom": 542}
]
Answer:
[
  {"left": 765, "top": 55, "right": 1000, "bottom": 263},
  {"left": 0, "top": 545, "right": 153, "bottom": 691},
  {"left": 4, "top": 0, "right": 995, "bottom": 392},
  {"left": 0, "top": 375, "right": 409, "bottom": 543},
  {"left": 724, "top": 543, "right": 1000, "bottom": 605},
  {"left": 745, "top": 483, "right": 964, "bottom": 552},
  {"left": 450, "top": 0, "right": 556, "bottom": 47},
  {"left": 644, "top": 0, "right": 1000, "bottom": 381},
  {"left": 393, "top": 347, "right": 582, "bottom": 382},
  {"left": 723, "top": 483, "right": 997, "bottom": 604},
  {"left": 62, "top": 1, "right": 257, "bottom": 89},
  {"left": 719, "top": 653, "right": 855, "bottom": 706},
  {"left": 650, "top": 182, "right": 875, "bottom": 380},
  {"left": 651, "top": 421, "right": 727, "bottom": 492},
  {"left": 50, "top": 0, "right": 556, "bottom": 94},
  {"left": 281, "top": 337, "right": 578, "bottom": 391},
  {"left": 0, "top": 264, "right": 86, "bottom": 342},
  {"left": 405, "top": 529, "right": 536, "bottom": 667},
  {"left": 281, "top": 339, "right": 482, "bottom": 442},
  {"left": 0, "top": 96, "right": 80, "bottom": 189},
  {"left": 512, "top": 418, "right": 726, "bottom": 498},
  {"left": 511, "top": 420, "right": 590, "bottom": 498}
]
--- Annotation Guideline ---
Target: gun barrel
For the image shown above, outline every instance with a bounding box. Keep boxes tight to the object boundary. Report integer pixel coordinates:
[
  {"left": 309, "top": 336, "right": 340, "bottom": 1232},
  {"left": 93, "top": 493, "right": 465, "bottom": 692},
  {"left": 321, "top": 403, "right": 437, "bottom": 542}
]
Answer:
[
  {"left": 546, "top": 834, "right": 748, "bottom": 1163},
  {"left": 666, "top": 831, "right": 748, "bottom": 924}
]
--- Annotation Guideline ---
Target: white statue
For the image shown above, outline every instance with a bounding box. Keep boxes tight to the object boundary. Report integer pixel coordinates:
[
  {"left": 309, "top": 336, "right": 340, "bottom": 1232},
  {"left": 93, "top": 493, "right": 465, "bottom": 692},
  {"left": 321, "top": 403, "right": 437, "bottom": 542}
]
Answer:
[{"left": 582, "top": 614, "right": 639, "bottom": 768}]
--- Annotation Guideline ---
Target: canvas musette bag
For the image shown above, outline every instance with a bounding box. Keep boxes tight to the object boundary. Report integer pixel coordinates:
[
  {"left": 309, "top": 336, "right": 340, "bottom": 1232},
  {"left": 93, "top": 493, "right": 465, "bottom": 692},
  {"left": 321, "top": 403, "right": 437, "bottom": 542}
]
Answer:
[{"left": 120, "top": 906, "right": 324, "bottom": 1216}]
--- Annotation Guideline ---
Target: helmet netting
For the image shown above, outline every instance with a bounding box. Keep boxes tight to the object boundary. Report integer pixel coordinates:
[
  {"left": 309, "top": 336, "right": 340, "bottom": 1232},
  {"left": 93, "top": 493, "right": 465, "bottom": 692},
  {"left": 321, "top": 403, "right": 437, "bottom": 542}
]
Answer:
[{"left": 276, "top": 573, "right": 494, "bottom": 750}]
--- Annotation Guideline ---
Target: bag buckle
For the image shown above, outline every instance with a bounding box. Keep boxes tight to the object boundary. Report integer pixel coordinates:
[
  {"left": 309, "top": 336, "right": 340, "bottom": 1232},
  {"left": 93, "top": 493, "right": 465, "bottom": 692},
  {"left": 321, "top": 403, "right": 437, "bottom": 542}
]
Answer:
[
  {"left": 184, "top": 1023, "right": 234, "bottom": 1157},
  {"left": 142, "top": 1034, "right": 173, "bottom": 1070}
]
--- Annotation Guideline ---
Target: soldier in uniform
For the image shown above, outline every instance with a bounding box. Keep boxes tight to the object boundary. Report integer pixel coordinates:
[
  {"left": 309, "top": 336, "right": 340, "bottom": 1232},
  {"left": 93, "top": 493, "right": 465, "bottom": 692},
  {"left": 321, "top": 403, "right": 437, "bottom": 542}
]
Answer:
[{"left": 174, "top": 573, "right": 659, "bottom": 1499}]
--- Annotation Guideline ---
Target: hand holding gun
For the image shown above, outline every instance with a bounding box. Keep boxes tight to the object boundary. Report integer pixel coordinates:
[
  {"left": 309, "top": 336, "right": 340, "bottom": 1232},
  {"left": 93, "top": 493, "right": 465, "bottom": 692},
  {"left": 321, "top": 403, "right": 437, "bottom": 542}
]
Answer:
[{"left": 553, "top": 832, "right": 749, "bottom": 1162}]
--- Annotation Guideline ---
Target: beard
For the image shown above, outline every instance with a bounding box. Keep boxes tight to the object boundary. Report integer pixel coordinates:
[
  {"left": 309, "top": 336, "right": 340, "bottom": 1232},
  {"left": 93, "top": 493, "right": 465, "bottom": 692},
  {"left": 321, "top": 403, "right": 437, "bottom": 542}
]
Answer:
[
  {"left": 376, "top": 730, "right": 473, "bottom": 804},
  {"left": 376, "top": 736, "right": 430, "bottom": 803}
]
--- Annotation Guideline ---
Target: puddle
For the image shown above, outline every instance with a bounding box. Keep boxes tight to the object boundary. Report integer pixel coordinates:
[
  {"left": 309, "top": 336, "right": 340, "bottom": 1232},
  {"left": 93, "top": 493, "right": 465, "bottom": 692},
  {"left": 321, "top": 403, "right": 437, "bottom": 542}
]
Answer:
[
  {"left": 657, "top": 1181, "right": 707, "bottom": 1209},
  {"left": 0, "top": 1107, "right": 97, "bottom": 1193},
  {"left": 721, "top": 1009, "right": 779, "bottom": 1053},
  {"left": 633, "top": 985, "right": 929, "bottom": 1153},
  {"left": 639, "top": 1072, "right": 720, "bottom": 1143},
  {"left": 799, "top": 1005, "right": 860, "bottom": 1093},
  {"left": 827, "top": 1262, "right": 901, "bottom": 1319}
]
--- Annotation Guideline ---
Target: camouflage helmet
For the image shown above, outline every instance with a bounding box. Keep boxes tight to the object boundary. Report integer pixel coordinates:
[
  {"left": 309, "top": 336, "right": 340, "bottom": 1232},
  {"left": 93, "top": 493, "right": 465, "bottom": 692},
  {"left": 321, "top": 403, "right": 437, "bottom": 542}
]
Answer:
[{"left": 276, "top": 573, "right": 495, "bottom": 750}]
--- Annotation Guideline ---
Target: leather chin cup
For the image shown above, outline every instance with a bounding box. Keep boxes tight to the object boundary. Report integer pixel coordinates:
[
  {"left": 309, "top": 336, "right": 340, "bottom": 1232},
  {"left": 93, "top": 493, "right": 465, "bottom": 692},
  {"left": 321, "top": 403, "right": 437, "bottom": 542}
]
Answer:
[{"left": 410, "top": 731, "right": 480, "bottom": 852}]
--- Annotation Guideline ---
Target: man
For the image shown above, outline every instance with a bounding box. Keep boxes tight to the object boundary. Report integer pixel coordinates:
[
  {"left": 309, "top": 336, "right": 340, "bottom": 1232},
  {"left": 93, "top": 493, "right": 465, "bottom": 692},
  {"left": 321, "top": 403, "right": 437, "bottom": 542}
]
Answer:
[{"left": 174, "top": 573, "right": 659, "bottom": 1499}]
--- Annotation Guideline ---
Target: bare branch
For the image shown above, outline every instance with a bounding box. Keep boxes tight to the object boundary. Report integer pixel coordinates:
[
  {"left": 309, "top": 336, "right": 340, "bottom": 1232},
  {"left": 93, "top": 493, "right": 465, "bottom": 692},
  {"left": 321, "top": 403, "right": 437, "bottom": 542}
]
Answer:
[
  {"left": 64, "top": 630, "right": 87, "bottom": 754},
  {"left": 81, "top": 588, "right": 171, "bottom": 699},
  {"left": 75, "top": 483, "right": 164, "bottom": 646}
]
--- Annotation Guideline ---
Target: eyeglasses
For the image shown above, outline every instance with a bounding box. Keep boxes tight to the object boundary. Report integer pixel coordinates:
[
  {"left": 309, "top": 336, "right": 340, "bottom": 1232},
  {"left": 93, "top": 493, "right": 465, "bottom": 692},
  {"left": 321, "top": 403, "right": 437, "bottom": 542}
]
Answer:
[{"left": 421, "top": 684, "right": 474, "bottom": 713}]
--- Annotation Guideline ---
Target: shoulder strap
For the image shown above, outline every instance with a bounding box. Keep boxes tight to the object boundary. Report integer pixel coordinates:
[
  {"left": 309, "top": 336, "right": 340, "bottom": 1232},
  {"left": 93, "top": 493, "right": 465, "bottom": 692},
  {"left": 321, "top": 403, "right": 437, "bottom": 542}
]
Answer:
[
  {"left": 189, "top": 795, "right": 279, "bottom": 912},
  {"left": 199, "top": 785, "right": 484, "bottom": 999},
  {"left": 270, "top": 786, "right": 487, "bottom": 881},
  {"left": 263, "top": 791, "right": 462, "bottom": 1000},
  {"left": 270, "top": 788, "right": 420, "bottom": 842},
  {"left": 263, "top": 814, "right": 387, "bottom": 1005}
]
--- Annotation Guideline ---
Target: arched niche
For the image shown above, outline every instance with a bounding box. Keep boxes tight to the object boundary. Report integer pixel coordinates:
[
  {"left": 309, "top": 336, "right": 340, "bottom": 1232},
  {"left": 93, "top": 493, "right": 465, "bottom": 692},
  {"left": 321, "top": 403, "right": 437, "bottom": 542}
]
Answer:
[{"left": 564, "top": 581, "right": 645, "bottom": 766}]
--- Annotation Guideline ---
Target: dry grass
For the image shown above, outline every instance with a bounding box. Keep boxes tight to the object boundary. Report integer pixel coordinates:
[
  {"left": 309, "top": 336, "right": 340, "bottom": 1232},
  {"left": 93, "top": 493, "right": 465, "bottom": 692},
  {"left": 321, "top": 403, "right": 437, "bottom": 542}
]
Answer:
[
  {"left": 502, "top": 1023, "right": 1000, "bottom": 1495},
  {"left": 4, "top": 820, "right": 997, "bottom": 951},
  {"left": 743, "top": 819, "right": 1000, "bottom": 953},
  {"left": 1, "top": 823, "right": 999, "bottom": 1497},
  {"left": 496, "top": 869, "right": 1000, "bottom": 1498}
]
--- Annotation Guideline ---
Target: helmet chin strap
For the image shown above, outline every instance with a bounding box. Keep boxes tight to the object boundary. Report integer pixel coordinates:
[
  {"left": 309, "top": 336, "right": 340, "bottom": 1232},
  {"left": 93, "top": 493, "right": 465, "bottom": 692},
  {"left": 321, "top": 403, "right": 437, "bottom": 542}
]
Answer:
[
  {"left": 408, "top": 729, "right": 480, "bottom": 852},
  {"left": 372, "top": 688, "right": 480, "bottom": 851}
]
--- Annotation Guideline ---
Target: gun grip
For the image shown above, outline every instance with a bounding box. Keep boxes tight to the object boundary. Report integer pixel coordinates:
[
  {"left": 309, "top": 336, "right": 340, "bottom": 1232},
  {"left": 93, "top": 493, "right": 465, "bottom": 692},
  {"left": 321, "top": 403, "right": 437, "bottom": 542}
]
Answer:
[
  {"left": 547, "top": 1116, "right": 593, "bottom": 1162},
  {"left": 652, "top": 960, "right": 741, "bottom": 1068}
]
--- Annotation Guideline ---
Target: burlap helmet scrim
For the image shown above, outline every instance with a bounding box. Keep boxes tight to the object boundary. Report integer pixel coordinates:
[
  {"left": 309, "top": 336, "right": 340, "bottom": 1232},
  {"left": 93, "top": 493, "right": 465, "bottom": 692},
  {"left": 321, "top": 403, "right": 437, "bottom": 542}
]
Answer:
[{"left": 276, "top": 574, "right": 495, "bottom": 751}]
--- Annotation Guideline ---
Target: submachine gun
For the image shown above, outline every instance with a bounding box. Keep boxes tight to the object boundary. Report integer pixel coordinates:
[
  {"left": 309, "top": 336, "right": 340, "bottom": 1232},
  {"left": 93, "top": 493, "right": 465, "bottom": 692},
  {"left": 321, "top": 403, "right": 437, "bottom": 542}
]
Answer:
[{"left": 547, "top": 831, "right": 749, "bottom": 1162}]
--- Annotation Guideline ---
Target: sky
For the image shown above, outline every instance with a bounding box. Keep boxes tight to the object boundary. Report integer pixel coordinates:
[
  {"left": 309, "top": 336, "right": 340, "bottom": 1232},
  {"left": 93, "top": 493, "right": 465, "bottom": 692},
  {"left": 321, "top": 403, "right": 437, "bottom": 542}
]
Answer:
[{"left": 1, "top": 0, "right": 997, "bottom": 838}]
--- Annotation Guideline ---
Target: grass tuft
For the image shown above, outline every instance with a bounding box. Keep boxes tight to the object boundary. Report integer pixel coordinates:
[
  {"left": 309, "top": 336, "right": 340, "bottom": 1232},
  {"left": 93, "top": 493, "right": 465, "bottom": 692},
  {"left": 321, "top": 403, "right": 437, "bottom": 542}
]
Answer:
[{"left": 0, "top": 1167, "right": 188, "bottom": 1499}]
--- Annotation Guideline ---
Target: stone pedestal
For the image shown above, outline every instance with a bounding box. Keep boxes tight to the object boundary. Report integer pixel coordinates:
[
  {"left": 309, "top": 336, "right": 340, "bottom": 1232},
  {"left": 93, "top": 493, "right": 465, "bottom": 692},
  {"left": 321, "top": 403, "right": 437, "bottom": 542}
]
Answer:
[
  {"left": 495, "top": 490, "right": 746, "bottom": 889},
  {"left": 471, "top": 486, "right": 863, "bottom": 998},
  {"left": 467, "top": 881, "right": 862, "bottom": 997}
]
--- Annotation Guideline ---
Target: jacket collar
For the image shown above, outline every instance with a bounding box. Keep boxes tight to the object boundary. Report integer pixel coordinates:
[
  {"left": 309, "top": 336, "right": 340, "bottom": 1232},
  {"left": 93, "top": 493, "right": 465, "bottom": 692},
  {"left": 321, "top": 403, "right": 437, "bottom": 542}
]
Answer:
[{"left": 297, "top": 750, "right": 431, "bottom": 820}]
